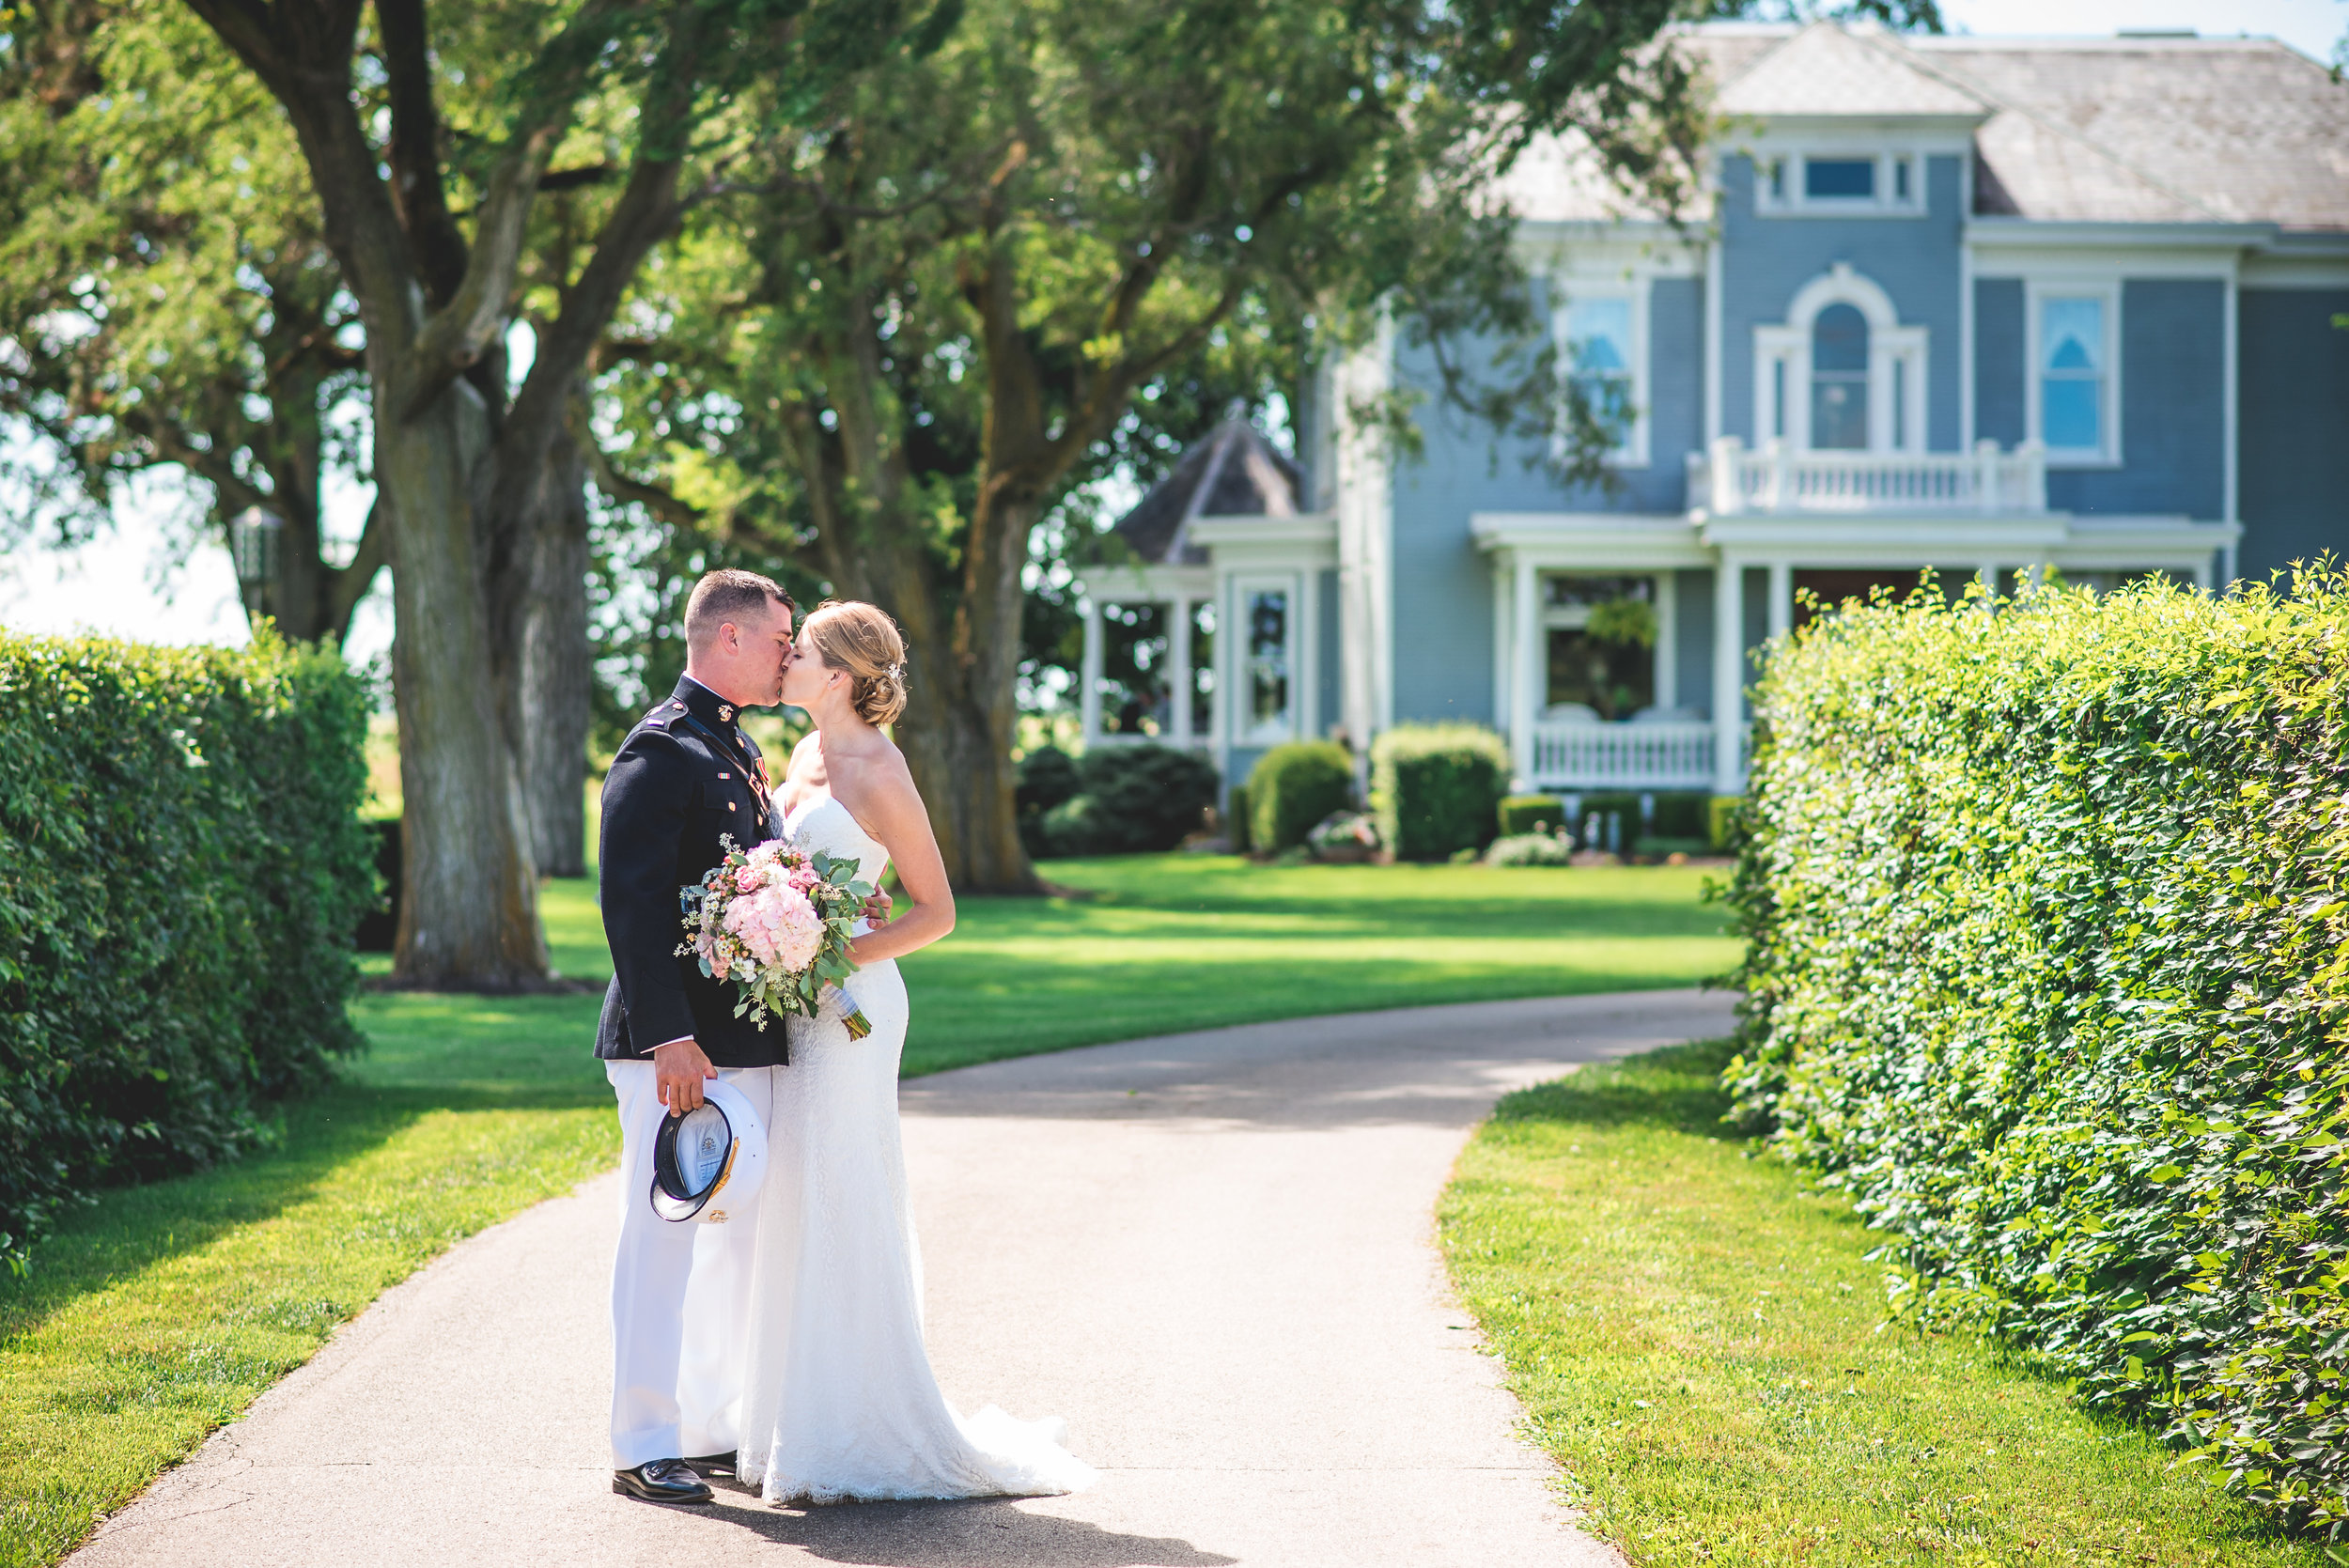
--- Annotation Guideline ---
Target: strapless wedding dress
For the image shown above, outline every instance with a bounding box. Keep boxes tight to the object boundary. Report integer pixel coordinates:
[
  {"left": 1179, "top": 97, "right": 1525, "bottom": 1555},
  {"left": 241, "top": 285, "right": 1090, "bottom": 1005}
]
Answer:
[{"left": 734, "top": 794, "right": 1097, "bottom": 1505}]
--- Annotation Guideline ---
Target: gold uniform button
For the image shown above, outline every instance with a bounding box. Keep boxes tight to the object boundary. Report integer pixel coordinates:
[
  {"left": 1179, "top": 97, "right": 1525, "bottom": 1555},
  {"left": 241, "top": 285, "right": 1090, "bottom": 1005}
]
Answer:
[{"left": 727, "top": 802, "right": 737, "bottom": 812}]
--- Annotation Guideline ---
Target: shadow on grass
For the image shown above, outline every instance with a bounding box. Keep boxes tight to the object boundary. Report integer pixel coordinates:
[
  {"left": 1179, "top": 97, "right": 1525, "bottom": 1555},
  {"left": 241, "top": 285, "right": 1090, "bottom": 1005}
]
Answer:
[{"left": 0, "top": 1088, "right": 427, "bottom": 1341}]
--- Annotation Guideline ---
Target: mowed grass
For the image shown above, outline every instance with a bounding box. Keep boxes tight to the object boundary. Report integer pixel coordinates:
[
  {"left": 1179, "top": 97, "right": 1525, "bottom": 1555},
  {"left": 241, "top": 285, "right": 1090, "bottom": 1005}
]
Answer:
[
  {"left": 898, "top": 855, "right": 1736, "bottom": 1076},
  {"left": 1439, "top": 1042, "right": 2323, "bottom": 1568},
  {"left": 4, "top": 855, "right": 1727, "bottom": 1566}
]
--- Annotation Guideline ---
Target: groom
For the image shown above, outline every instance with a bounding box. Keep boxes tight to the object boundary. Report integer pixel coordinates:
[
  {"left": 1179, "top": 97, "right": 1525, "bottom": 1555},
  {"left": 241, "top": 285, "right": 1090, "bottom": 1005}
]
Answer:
[{"left": 596, "top": 568, "right": 865, "bottom": 1505}]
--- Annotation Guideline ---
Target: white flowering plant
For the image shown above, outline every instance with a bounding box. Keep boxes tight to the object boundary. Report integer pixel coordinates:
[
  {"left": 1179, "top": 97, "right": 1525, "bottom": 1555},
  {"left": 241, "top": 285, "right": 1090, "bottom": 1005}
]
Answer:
[{"left": 677, "top": 835, "right": 874, "bottom": 1038}]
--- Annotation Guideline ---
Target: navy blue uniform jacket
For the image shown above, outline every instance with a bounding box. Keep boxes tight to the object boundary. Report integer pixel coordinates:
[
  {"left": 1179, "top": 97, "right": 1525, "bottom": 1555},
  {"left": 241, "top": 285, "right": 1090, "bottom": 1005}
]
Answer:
[{"left": 595, "top": 675, "right": 787, "bottom": 1068}]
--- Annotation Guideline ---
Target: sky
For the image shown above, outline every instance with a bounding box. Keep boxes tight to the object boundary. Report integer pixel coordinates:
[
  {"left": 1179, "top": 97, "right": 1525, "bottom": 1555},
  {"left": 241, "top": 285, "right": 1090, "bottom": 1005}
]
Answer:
[{"left": 2, "top": 0, "right": 2341, "bottom": 660}]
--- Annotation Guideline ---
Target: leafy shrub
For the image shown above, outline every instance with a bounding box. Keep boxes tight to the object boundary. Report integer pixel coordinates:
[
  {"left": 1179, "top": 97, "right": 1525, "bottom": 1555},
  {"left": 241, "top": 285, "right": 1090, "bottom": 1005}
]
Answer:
[
  {"left": 1373, "top": 723, "right": 1507, "bottom": 861},
  {"left": 1227, "top": 784, "right": 1251, "bottom": 853},
  {"left": 1706, "top": 794, "right": 1742, "bottom": 852},
  {"left": 0, "top": 631, "right": 374, "bottom": 1267},
  {"left": 1248, "top": 741, "right": 1353, "bottom": 852},
  {"left": 1485, "top": 831, "right": 1573, "bottom": 867},
  {"left": 1015, "top": 746, "right": 1083, "bottom": 857},
  {"left": 1034, "top": 744, "right": 1218, "bottom": 857},
  {"left": 1722, "top": 571, "right": 2349, "bottom": 1532},
  {"left": 356, "top": 816, "right": 400, "bottom": 952},
  {"left": 1499, "top": 794, "right": 1565, "bottom": 836}
]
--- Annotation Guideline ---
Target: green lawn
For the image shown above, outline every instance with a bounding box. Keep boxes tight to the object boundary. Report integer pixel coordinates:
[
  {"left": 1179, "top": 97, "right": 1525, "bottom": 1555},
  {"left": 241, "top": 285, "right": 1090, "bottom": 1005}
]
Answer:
[
  {"left": 1439, "top": 1042, "right": 2322, "bottom": 1568},
  {"left": 4, "top": 855, "right": 1728, "bottom": 1567}
]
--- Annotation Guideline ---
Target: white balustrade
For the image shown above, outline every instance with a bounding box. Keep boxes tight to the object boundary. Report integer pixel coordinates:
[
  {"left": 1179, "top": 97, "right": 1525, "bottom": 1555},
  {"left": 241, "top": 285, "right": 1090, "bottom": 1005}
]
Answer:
[
  {"left": 1696, "top": 436, "right": 2048, "bottom": 517},
  {"left": 1528, "top": 722, "right": 1719, "bottom": 791}
]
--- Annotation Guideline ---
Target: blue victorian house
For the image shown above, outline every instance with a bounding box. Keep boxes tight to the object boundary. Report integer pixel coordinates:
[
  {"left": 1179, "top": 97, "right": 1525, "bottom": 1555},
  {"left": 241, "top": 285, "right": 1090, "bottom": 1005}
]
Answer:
[{"left": 1073, "top": 21, "right": 2349, "bottom": 800}]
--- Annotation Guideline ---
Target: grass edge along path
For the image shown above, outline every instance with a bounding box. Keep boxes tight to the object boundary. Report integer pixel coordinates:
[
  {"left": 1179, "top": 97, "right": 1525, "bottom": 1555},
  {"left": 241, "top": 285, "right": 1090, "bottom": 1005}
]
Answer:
[{"left": 1439, "top": 1041, "right": 2325, "bottom": 1568}]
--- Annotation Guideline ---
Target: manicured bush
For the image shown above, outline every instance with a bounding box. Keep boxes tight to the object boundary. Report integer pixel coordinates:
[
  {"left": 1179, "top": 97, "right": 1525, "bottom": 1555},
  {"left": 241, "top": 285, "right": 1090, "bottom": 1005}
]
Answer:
[
  {"left": 1722, "top": 571, "right": 2349, "bottom": 1532},
  {"left": 1226, "top": 784, "right": 1251, "bottom": 853},
  {"left": 1498, "top": 794, "right": 1565, "bottom": 836},
  {"left": 1373, "top": 724, "right": 1508, "bottom": 862},
  {"left": 0, "top": 631, "right": 374, "bottom": 1266},
  {"left": 1248, "top": 741, "right": 1353, "bottom": 853},
  {"left": 1015, "top": 745, "right": 1083, "bottom": 858},
  {"left": 1034, "top": 744, "right": 1218, "bottom": 857}
]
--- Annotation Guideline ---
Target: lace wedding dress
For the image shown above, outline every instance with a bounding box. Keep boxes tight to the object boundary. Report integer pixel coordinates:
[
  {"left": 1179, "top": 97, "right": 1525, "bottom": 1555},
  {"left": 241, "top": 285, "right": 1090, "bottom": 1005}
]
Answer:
[{"left": 735, "top": 794, "right": 1098, "bottom": 1505}]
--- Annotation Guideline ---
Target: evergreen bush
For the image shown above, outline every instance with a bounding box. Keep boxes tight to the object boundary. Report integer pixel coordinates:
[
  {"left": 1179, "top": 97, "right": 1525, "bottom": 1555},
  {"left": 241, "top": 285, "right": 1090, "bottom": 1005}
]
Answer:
[
  {"left": 1372, "top": 723, "right": 1507, "bottom": 861},
  {"left": 1034, "top": 744, "right": 1218, "bottom": 857},
  {"left": 1226, "top": 783, "right": 1251, "bottom": 853},
  {"left": 1722, "top": 571, "right": 2349, "bottom": 1532},
  {"left": 1247, "top": 742, "right": 1353, "bottom": 853},
  {"left": 1015, "top": 745, "right": 1083, "bottom": 858},
  {"left": 0, "top": 631, "right": 374, "bottom": 1267}
]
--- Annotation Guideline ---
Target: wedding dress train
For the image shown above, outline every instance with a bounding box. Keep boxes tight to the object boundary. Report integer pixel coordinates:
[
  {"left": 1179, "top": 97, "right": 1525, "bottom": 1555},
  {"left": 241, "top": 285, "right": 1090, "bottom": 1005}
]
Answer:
[{"left": 735, "top": 795, "right": 1097, "bottom": 1505}]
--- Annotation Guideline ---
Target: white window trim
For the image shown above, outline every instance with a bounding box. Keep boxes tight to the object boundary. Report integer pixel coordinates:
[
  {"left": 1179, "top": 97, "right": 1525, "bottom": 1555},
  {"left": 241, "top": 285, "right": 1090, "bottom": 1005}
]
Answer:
[
  {"left": 1552, "top": 276, "right": 1652, "bottom": 469},
  {"left": 2025, "top": 278, "right": 2123, "bottom": 469},
  {"left": 1751, "top": 264, "right": 1928, "bottom": 454},
  {"left": 1227, "top": 570, "right": 1307, "bottom": 749},
  {"left": 1535, "top": 572, "right": 1677, "bottom": 717},
  {"left": 1755, "top": 151, "right": 1927, "bottom": 219}
]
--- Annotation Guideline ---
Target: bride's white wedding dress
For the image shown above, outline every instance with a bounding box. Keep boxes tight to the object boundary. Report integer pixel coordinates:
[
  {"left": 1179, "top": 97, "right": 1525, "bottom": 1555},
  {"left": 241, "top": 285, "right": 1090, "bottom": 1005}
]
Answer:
[{"left": 735, "top": 794, "right": 1097, "bottom": 1505}]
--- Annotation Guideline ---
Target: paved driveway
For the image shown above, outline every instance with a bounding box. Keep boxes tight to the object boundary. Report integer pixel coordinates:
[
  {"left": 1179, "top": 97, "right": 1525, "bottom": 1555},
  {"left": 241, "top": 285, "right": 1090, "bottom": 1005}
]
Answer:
[{"left": 70, "top": 988, "right": 1732, "bottom": 1568}]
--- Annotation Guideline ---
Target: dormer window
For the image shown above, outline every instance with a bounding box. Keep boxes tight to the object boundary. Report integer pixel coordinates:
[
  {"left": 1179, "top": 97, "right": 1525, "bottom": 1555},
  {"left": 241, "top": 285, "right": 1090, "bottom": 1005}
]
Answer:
[
  {"left": 1756, "top": 152, "right": 1925, "bottom": 216},
  {"left": 1805, "top": 158, "right": 1874, "bottom": 199}
]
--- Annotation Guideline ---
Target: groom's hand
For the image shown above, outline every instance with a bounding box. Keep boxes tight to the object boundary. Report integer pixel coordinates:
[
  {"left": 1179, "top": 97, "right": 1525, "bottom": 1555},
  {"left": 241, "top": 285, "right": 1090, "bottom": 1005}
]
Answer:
[{"left": 652, "top": 1037, "right": 719, "bottom": 1112}]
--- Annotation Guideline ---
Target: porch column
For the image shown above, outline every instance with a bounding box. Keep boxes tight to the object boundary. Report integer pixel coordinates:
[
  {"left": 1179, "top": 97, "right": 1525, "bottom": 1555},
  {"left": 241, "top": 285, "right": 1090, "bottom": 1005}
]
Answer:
[
  {"left": 1511, "top": 555, "right": 1539, "bottom": 789},
  {"left": 1169, "top": 598, "right": 1193, "bottom": 748},
  {"left": 1080, "top": 595, "right": 1104, "bottom": 744},
  {"left": 1976, "top": 562, "right": 2002, "bottom": 603},
  {"left": 1713, "top": 558, "right": 1745, "bottom": 796},
  {"left": 1767, "top": 560, "right": 1793, "bottom": 641}
]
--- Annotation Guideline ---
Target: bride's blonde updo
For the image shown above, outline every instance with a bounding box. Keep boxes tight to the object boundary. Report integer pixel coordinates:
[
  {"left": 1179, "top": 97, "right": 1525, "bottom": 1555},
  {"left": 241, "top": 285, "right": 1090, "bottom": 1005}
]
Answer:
[{"left": 802, "top": 599, "right": 910, "bottom": 727}]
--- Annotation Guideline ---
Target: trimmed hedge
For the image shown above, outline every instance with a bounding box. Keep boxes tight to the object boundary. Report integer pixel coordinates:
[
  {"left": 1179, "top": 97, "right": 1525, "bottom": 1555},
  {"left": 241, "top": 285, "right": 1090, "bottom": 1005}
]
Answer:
[
  {"left": 0, "top": 632, "right": 373, "bottom": 1266},
  {"left": 1034, "top": 744, "right": 1219, "bottom": 857},
  {"left": 1722, "top": 572, "right": 2349, "bottom": 1532},
  {"left": 1372, "top": 723, "right": 1507, "bottom": 861},
  {"left": 1498, "top": 794, "right": 1565, "bottom": 836},
  {"left": 1014, "top": 745, "right": 1083, "bottom": 859},
  {"left": 1227, "top": 784, "right": 1251, "bottom": 853},
  {"left": 1248, "top": 742, "right": 1353, "bottom": 853}
]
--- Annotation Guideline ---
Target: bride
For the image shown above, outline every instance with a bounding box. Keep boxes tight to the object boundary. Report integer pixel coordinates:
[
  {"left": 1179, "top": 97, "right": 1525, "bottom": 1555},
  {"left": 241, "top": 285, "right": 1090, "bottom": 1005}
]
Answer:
[{"left": 735, "top": 598, "right": 1097, "bottom": 1505}]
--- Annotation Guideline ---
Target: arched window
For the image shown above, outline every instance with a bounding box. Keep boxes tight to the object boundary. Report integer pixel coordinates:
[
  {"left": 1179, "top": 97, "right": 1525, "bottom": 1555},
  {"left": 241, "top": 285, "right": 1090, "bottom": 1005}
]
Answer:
[{"left": 1810, "top": 303, "right": 1869, "bottom": 450}]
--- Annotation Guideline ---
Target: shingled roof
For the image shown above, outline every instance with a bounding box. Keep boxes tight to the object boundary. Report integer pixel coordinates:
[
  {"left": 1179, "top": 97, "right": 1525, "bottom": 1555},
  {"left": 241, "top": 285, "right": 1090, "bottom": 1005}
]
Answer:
[
  {"left": 1501, "top": 22, "right": 2349, "bottom": 233},
  {"left": 1110, "top": 421, "right": 1304, "bottom": 566}
]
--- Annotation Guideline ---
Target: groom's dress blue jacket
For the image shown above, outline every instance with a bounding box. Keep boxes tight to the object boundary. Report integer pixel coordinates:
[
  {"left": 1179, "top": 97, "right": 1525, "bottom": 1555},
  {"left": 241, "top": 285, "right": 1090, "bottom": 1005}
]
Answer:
[{"left": 595, "top": 675, "right": 787, "bottom": 1069}]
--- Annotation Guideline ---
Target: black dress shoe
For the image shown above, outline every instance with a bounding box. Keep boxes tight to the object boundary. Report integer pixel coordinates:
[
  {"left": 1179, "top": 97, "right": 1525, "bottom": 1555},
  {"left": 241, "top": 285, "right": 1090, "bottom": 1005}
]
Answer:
[
  {"left": 614, "top": 1458, "right": 713, "bottom": 1504},
  {"left": 683, "top": 1450, "right": 738, "bottom": 1479}
]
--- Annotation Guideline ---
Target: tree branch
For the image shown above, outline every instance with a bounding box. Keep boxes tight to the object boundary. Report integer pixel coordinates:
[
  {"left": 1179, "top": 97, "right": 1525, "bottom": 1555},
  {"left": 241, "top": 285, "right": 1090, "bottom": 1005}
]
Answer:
[
  {"left": 378, "top": 0, "right": 470, "bottom": 307},
  {"left": 321, "top": 498, "right": 388, "bottom": 642},
  {"left": 583, "top": 438, "right": 703, "bottom": 531}
]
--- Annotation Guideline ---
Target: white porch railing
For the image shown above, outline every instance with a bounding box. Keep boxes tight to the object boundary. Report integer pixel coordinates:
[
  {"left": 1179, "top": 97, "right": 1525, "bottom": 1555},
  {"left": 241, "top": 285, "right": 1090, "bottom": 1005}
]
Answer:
[
  {"left": 1528, "top": 722, "right": 1719, "bottom": 791},
  {"left": 1691, "top": 436, "right": 2048, "bottom": 517}
]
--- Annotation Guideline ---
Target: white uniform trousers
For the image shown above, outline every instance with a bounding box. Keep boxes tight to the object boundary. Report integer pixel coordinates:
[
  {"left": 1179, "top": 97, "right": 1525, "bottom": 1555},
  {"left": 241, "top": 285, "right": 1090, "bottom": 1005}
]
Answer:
[{"left": 606, "top": 1059, "right": 775, "bottom": 1469}]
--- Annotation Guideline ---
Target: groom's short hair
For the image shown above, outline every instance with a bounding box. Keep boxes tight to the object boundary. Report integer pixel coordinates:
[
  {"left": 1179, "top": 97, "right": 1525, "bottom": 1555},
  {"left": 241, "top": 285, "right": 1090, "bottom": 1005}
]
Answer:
[{"left": 684, "top": 569, "right": 794, "bottom": 649}]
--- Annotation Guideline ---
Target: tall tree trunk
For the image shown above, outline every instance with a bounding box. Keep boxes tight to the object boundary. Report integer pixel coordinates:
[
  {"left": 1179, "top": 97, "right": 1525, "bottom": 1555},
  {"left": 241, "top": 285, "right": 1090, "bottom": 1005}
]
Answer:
[
  {"left": 381, "top": 378, "right": 551, "bottom": 987},
  {"left": 501, "top": 389, "right": 592, "bottom": 879}
]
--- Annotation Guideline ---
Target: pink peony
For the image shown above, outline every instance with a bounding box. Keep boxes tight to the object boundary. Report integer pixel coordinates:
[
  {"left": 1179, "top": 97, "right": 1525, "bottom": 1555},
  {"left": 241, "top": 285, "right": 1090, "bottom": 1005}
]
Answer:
[
  {"left": 786, "top": 865, "right": 818, "bottom": 893},
  {"left": 734, "top": 863, "right": 767, "bottom": 893},
  {"left": 722, "top": 880, "right": 823, "bottom": 973}
]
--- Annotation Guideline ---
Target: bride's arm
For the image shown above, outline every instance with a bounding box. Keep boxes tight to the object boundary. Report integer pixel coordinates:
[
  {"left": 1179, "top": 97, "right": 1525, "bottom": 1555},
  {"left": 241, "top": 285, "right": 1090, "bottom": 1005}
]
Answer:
[{"left": 842, "top": 756, "right": 955, "bottom": 967}]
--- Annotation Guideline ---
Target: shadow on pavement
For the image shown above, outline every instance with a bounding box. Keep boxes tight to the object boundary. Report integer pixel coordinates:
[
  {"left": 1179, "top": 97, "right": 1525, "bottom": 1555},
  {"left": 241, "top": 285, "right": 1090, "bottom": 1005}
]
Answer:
[{"left": 695, "top": 1489, "right": 1237, "bottom": 1567}]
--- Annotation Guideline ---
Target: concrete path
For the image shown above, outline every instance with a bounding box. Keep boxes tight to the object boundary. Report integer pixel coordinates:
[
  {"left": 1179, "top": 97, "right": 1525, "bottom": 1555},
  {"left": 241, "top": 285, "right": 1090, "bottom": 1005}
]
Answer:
[{"left": 70, "top": 988, "right": 1733, "bottom": 1568}]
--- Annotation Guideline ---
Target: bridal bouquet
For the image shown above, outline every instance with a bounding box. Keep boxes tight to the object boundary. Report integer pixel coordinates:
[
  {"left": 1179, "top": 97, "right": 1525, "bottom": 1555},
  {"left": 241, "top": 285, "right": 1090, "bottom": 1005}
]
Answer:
[{"left": 677, "top": 836, "right": 874, "bottom": 1039}]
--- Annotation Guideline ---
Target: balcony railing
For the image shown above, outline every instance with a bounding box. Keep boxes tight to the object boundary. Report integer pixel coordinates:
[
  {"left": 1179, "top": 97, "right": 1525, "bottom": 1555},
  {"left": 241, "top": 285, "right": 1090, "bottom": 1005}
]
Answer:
[
  {"left": 1691, "top": 436, "right": 2048, "bottom": 517},
  {"left": 1528, "top": 721, "right": 1719, "bottom": 791}
]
